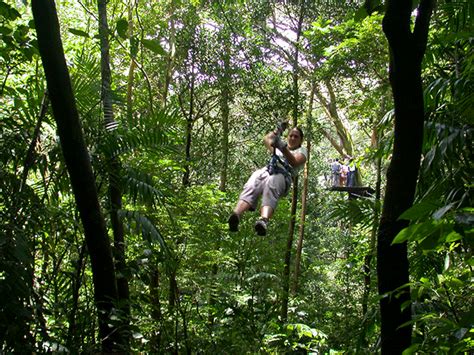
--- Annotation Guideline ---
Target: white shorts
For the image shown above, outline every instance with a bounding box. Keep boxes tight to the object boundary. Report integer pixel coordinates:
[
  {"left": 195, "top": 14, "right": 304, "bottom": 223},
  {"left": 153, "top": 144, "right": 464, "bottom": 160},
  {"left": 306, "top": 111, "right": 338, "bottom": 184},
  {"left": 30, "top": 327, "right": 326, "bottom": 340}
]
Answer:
[{"left": 239, "top": 168, "right": 289, "bottom": 210}]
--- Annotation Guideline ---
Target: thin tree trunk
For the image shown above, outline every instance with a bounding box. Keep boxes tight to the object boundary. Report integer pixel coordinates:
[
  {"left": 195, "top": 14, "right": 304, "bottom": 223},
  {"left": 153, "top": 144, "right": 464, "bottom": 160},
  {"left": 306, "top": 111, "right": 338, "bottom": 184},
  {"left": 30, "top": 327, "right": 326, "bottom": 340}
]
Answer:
[
  {"left": 97, "top": 0, "right": 115, "bottom": 130},
  {"left": 377, "top": 0, "right": 434, "bottom": 352},
  {"left": 281, "top": 4, "right": 304, "bottom": 321},
  {"left": 359, "top": 153, "right": 382, "bottom": 350},
  {"left": 319, "top": 126, "right": 345, "bottom": 156},
  {"left": 67, "top": 239, "right": 87, "bottom": 349},
  {"left": 177, "top": 296, "right": 192, "bottom": 355},
  {"left": 292, "top": 81, "right": 316, "bottom": 294},
  {"left": 219, "top": 33, "right": 231, "bottom": 192},
  {"left": 97, "top": 0, "right": 130, "bottom": 349},
  {"left": 361, "top": 103, "right": 386, "bottom": 324},
  {"left": 126, "top": 0, "right": 136, "bottom": 121},
  {"left": 281, "top": 179, "right": 299, "bottom": 322},
  {"left": 182, "top": 51, "right": 195, "bottom": 187},
  {"left": 364, "top": 155, "right": 382, "bottom": 315},
  {"left": 169, "top": 268, "right": 178, "bottom": 308},
  {"left": 313, "top": 82, "right": 354, "bottom": 158},
  {"left": 163, "top": 3, "right": 176, "bottom": 104},
  {"left": 31, "top": 1, "right": 119, "bottom": 351},
  {"left": 292, "top": 143, "right": 310, "bottom": 294},
  {"left": 150, "top": 267, "right": 162, "bottom": 352},
  {"left": 208, "top": 31, "right": 231, "bottom": 323}
]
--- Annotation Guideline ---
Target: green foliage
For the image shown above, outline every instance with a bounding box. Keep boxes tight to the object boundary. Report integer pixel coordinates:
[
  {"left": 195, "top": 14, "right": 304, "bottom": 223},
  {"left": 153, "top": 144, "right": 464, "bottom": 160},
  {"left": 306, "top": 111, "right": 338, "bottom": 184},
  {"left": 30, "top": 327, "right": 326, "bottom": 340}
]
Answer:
[
  {"left": 405, "top": 246, "right": 473, "bottom": 353},
  {"left": 141, "top": 38, "right": 167, "bottom": 56},
  {"left": 116, "top": 18, "right": 128, "bottom": 39},
  {"left": 263, "top": 322, "right": 328, "bottom": 353},
  {"left": 1, "top": 0, "right": 471, "bottom": 353},
  {"left": 68, "top": 28, "right": 90, "bottom": 38},
  {"left": 305, "top": 13, "right": 387, "bottom": 80},
  {"left": 0, "top": 1, "right": 37, "bottom": 65},
  {"left": 390, "top": 3, "right": 474, "bottom": 347},
  {"left": 328, "top": 196, "right": 380, "bottom": 231},
  {"left": 0, "top": 174, "right": 37, "bottom": 352}
]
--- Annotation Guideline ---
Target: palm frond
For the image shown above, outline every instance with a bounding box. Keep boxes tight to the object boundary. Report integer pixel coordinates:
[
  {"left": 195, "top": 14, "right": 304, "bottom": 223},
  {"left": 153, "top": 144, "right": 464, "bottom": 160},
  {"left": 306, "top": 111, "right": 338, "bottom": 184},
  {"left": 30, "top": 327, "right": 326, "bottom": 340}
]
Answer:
[
  {"left": 327, "top": 197, "right": 380, "bottom": 231},
  {"left": 118, "top": 209, "right": 169, "bottom": 254},
  {"left": 122, "top": 166, "right": 168, "bottom": 207},
  {"left": 246, "top": 272, "right": 280, "bottom": 284},
  {"left": 422, "top": 123, "right": 471, "bottom": 170},
  {"left": 98, "top": 117, "right": 177, "bottom": 159},
  {"left": 70, "top": 51, "right": 102, "bottom": 118},
  {"left": 124, "top": 105, "right": 181, "bottom": 131},
  {"left": 420, "top": 123, "right": 472, "bottom": 203}
]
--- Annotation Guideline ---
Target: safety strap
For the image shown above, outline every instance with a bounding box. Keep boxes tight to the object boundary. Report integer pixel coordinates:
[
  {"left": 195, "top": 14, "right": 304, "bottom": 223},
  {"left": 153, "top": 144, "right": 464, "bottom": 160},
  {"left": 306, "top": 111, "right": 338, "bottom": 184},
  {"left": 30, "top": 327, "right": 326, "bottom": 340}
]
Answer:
[{"left": 267, "top": 151, "right": 292, "bottom": 178}]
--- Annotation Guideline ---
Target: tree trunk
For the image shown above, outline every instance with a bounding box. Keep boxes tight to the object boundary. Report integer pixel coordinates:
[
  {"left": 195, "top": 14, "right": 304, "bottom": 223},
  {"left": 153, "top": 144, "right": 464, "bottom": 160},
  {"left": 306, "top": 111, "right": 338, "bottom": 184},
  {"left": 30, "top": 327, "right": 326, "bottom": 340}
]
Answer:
[
  {"left": 292, "top": 150, "right": 309, "bottom": 294},
  {"left": 208, "top": 29, "right": 232, "bottom": 323},
  {"left": 97, "top": 0, "right": 130, "bottom": 348},
  {"left": 359, "top": 153, "right": 382, "bottom": 349},
  {"left": 150, "top": 267, "right": 163, "bottom": 352},
  {"left": 67, "top": 239, "right": 87, "bottom": 349},
  {"left": 126, "top": 0, "right": 136, "bottom": 121},
  {"left": 31, "top": 1, "right": 119, "bottom": 351},
  {"left": 163, "top": 2, "right": 176, "bottom": 104},
  {"left": 219, "top": 32, "right": 231, "bottom": 192},
  {"left": 97, "top": 0, "right": 115, "bottom": 131},
  {"left": 292, "top": 81, "right": 316, "bottom": 294},
  {"left": 281, "top": 3, "right": 304, "bottom": 321},
  {"left": 281, "top": 180, "right": 299, "bottom": 322},
  {"left": 313, "top": 81, "right": 354, "bottom": 158},
  {"left": 377, "top": 0, "right": 434, "bottom": 352},
  {"left": 182, "top": 48, "right": 195, "bottom": 187}
]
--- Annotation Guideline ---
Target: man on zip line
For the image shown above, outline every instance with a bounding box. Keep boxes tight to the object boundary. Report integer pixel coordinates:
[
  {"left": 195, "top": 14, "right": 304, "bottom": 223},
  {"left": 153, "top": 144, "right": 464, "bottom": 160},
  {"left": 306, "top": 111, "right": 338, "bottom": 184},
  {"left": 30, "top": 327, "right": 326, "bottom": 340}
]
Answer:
[{"left": 228, "top": 122, "right": 307, "bottom": 236}]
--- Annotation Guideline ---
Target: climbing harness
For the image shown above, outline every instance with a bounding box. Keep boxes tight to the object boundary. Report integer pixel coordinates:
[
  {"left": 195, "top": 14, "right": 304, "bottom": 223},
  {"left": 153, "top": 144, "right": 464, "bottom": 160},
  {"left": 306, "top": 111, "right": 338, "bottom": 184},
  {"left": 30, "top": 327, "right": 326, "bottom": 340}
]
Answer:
[
  {"left": 267, "top": 153, "right": 291, "bottom": 177},
  {"left": 267, "top": 150, "right": 293, "bottom": 194}
]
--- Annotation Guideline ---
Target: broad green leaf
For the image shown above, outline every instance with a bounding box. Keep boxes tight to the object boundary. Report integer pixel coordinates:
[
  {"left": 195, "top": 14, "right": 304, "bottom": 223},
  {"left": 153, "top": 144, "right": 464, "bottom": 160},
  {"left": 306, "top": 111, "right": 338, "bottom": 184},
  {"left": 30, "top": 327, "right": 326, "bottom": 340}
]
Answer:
[
  {"left": 444, "top": 277, "right": 464, "bottom": 289},
  {"left": 116, "top": 18, "right": 128, "bottom": 39},
  {"left": 392, "top": 223, "right": 421, "bottom": 244},
  {"left": 420, "top": 277, "right": 430, "bottom": 284},
  {"left": 419, "top": 231, "right": 441, "bottom": 251},
  {"left": 141, "top": 39, "right": 166, "bottom": 55},
  {"left": 399, "top": 201, "right": 439, "bottom": 221},
  {"left": 393, "top": 220, "right": 441, "bottom": 245},
  {"left": 402, "top": 343, "right": 420, "bottom": 355},
  {"left": 68, "top": 28, "right": 90, "bottom": 38},
  {"left": 353, "top": 6, "right": 368, "bottom": 22},
  {"left": 459, "top": 307, "right": 474, "bottom": 327},
  {"left": 445, "top": 230, "right": 462, "bottom": 242}
]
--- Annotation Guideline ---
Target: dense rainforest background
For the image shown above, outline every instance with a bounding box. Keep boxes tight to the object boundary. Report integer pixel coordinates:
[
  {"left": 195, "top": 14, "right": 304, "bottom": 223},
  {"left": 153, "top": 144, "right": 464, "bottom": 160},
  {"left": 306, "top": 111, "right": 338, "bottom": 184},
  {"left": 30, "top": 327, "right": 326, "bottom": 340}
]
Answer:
[{"left": 1, "top": 0, "right": 472, "bottom": 353}]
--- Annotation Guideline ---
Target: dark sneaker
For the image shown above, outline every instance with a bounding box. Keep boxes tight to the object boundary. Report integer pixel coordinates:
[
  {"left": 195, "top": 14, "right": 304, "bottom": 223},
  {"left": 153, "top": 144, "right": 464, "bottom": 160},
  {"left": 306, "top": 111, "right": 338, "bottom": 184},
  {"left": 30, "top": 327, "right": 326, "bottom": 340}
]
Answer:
[
  {"left": 228, "top": 213, "right": 240, "bottom": 232},
  {"left": 254, "top": 218, "right": 268, "bottom": 236}
]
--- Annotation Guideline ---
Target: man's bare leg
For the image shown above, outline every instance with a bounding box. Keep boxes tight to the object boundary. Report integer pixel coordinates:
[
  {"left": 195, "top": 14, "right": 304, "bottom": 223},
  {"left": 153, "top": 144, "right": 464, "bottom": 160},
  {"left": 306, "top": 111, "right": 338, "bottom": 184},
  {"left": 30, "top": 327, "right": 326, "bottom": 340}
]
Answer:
[
  {"left": 228, "top": 200, "right": 251, "bottom": 232},
  {"left": 234, "top": 200, "right": 251, "bottom": 216},
  {"left": 255, "top": 205, "right": 273, "bottom": 236},
  {"left": 260, "top": 205, "right": 273, "bottom": 220}
]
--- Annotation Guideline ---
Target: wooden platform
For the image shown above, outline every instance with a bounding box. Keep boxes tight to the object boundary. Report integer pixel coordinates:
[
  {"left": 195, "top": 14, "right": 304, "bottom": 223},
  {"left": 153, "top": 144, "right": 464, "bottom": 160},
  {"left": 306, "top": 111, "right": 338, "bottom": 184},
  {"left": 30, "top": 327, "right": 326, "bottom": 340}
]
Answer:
[{"left": 328, "top": 186, "right": 375, "bottom": 198}]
